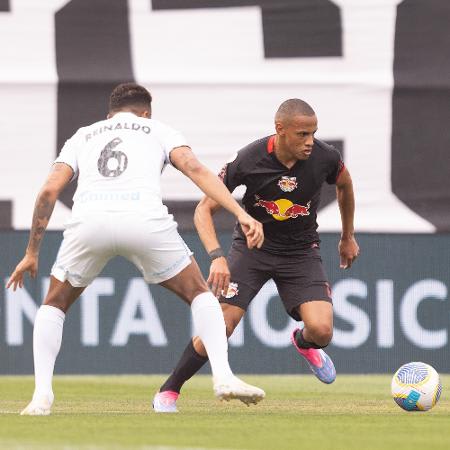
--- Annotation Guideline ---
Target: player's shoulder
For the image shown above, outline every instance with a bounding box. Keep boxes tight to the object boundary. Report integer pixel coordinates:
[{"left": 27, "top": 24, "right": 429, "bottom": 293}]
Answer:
[
  {"left": 144, "top": 117, "right": 180, "bottom": 135},
  {"left": 63, "top": 123, "right": 91, "bottom": 146},
  {"left": 70, "top": 122, "right": 93, "bottom": 136},
  {"left": 313, "top": 138, "right": 337, "bottom": 152},
  {"left": 313, "top": 138, "right": 342, "bottom": 160},
  {"left": 71, "top": 117, "right": 109, "bottom": 140},
  {"left": 145, "top": 117, "right": 164, "bottom": 127},
  {"left": 236, "top": 135, "right": 273, "bottom": 163}
]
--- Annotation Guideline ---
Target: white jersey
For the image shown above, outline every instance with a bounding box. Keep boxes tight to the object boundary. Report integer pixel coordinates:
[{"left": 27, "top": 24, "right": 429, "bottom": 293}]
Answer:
[{"left": 55, "top": 112, "right": 187, "bottom": 218}]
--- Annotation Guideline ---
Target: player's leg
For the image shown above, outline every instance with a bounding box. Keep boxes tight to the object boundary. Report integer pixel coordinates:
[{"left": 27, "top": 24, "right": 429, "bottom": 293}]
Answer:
[
  {"left": 154, "top": 303, "right": 245, "bottom": 412},
  {"left": 291, "top": 300, "right": 336, "bottom": 384},
  {"left": 159, "top": 258, "right": 265, "bottom": 405},
  {"left": 274, "top": 245, "right": 336, "bottom": 383},
  {"left": 21, "top": 277, "right": 85, "bottom": 416},
  {"left": 151, "top": 238, "right": 268, "bottom": 411},
  {"left": 192, "top": 302, "right": 245, "bottom": 356},
  {"left": 296, "top": 300, "right": 333, "bottom": 348},
  {"left": 22, "top": 217, "right": 112, "bottom": 415},
  {"left": 156, "top": 302, "right": 245, "bottom": 396},
  {"left": 159, "top": 257, "right": 234, "bottom": 379}
]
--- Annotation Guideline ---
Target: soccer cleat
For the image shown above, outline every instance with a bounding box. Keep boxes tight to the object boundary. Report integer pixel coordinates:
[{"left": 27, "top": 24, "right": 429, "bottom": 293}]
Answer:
[
  {"left": 291, "top": 328, "right": 336, "bottom": 384},
  {"left": 20, "top": 394, "right": 53, "bottom": 416},
  {"left": 152, "top": 391, "right": 179, "bottom": 413},
  {"left": 213, "top": 376, "right": 265, "bottom": 406}
]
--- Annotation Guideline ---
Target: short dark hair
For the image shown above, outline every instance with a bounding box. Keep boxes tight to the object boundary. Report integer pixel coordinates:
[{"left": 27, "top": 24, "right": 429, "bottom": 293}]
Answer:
[
  {"left": 109, "top": 83, "right": 152, "bottom": 112},
  {"left": 275, "top": 98, "right": 315, "bottom": 123}
]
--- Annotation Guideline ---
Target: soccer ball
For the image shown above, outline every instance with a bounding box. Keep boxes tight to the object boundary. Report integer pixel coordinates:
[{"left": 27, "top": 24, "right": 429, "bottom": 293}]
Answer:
[{"left": 391, "top": 362, "right": 442, "bottom": 411}]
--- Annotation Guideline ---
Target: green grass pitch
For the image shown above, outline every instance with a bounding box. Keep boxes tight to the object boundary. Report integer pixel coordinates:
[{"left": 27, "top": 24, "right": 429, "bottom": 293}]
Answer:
[{"left": 0, "top": 375, "right": 449, "bottom": 450}]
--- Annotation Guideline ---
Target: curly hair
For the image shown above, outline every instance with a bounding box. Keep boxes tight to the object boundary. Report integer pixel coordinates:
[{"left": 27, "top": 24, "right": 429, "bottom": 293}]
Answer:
[{"left": 109, "top": 83, "right": 152, "bottom": 112}]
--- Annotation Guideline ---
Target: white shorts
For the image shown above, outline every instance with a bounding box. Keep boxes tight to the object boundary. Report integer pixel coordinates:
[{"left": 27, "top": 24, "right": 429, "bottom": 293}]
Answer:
[{"left": 51, "top": 212, "right": 193, "bottom": 287}]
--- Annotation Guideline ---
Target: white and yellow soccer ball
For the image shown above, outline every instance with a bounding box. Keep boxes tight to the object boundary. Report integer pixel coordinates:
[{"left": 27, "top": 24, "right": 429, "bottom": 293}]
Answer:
[{"left": 391, "top": 362, "right": 442, "bottom": 411}]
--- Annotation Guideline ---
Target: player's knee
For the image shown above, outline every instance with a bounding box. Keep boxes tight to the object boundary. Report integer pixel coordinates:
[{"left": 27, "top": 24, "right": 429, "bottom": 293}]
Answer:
[
  {"left": 309, "top": 323, "right": 333, "bottom": 347},
  {"left": 187, "top": 280, "right": 210, "bottom": 301},
  {"left": 43, "top": 299, "right": 70, "bottom": 314},
  {"left": 43, "top": 292, "right": 68, "bottom": 313}
]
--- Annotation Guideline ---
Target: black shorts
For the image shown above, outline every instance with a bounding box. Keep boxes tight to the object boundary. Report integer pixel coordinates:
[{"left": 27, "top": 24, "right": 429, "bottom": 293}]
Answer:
[{"left": 220, "top": 239, "right": 332, "bottom": 321}]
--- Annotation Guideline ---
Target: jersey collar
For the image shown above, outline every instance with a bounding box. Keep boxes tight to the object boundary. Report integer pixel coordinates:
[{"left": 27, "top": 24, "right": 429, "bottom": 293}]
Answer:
[{"left": 267, "top": 135, "right": 276, "bottom": 153}]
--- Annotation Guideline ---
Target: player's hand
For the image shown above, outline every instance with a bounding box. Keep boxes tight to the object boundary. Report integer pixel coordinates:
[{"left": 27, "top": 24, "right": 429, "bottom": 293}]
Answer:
[
  {"left": 338, "top": 235, "right": 359, "bottom": 269},
  {"left": 207, "top": 257, "right": 231, "bottom": 298},
  {"left": 6, "top": 253, "right": 38, "bottom": 291},
  {"left": 237, "top": 212, "right": 264, "bottom": 249}
]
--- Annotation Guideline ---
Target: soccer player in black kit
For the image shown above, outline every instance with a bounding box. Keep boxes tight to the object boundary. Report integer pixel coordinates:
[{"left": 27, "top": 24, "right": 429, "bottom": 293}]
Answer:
[{"left": 153, "top": 99, "right": 360, "bottom": 412}]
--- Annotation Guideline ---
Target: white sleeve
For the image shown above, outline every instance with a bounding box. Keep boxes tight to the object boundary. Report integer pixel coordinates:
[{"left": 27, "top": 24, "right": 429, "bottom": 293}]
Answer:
[
  {"left": 154, "top": 121, "right": 189, "bottom": 165},
  {"left": 54, "top": 130, "right": 82, "bottom": 180}
]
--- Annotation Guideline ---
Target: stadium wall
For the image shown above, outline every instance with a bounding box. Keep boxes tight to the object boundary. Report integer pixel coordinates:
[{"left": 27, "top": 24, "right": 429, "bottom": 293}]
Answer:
[
  {"left": 0, "top": 0, "right": 449, "bottom": 232},
  {"left": 1, "top": 231, "right": 449, "bottom": 375}
]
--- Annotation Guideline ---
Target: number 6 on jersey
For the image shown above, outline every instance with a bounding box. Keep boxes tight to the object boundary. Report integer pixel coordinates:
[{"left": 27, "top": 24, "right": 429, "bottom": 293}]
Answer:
[{"left": 97, "top": 137, "right": 128, "bottom": 177}]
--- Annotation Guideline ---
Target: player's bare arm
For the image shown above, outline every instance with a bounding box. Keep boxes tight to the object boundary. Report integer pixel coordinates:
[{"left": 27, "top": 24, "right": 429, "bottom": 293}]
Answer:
[
  {"left": 336, "top": 167, "right": 360, "bottom": 269},
  {"left": 6, "top": 163, "right": 73, "bottom": 291},
  {"left": 194, "top": 196, "right": 231, "bottom": 297},
  {"left": 170, "top": 146, "right": 264, "bottom": 250}
]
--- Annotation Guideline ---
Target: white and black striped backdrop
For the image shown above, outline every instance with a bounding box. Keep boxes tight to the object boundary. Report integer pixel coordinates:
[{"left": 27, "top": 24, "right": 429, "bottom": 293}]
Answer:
[{"left": 0, "top": 0, "right": 449, "bottom": 231}]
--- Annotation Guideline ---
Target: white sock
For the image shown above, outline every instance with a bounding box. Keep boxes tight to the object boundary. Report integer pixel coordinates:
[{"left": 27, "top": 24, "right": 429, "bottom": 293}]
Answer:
[
  {"left": 32, "top": 305, "right": 65, "bottom": 403},
  {"left": 191, "top": 292, "right": 234, "bottom": 382}
]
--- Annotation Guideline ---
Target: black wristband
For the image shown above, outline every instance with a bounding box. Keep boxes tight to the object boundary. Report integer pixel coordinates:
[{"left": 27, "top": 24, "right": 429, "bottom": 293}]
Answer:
[{"left": 208, "top": 247, "right": 225, "bottom": 261}]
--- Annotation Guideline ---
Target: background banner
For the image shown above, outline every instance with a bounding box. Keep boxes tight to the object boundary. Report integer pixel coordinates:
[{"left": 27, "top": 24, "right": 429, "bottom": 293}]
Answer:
[
  {"left": 0, "top": 0, "right": 449, "bottom": 231},
  {"left": 1, "top": 231, "right": 449, "bottom": 374}
]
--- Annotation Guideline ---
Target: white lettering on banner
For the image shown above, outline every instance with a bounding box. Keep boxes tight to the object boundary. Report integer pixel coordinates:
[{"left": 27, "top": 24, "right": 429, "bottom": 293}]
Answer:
[
  {"left": 376, "top": 279, "right": 394, "bottom": 348},
  {"left": 400, "top": 279, "right": 447, "bottom": 349},
  {"left": 332, "top": 279, "right": 371, "bottom": 348},
  {"left": 248, "top": 280, "right": 297, "bottom": 348},
  {"left": 2, "top": 276, "right": 447, "bottom": 350},
  {"left": 5, "top": 279, "right": 38, "bottom": 345},
  {"left": 81, "top": 278, "right": 114, "bottom": 346},
  {"left": 110, "top": 278, "right": 167, "bottom": 347}
]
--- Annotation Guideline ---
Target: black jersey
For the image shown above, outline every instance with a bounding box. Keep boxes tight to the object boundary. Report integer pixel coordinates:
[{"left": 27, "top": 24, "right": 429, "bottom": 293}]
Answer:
[{"left": 220, "top": 135, "right": 344, "bottom": 254}]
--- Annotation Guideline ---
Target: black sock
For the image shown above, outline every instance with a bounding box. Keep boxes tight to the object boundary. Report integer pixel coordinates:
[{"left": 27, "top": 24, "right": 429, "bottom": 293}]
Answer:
[
  {"left": 294, "top": 329, "right": 323, "bottom": 349},
  {"left": 159, "top": 340, "right": 209, "bottom": 394}
]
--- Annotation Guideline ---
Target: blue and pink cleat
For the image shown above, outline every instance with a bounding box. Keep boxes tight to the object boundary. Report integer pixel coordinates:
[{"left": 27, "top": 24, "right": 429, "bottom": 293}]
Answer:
[{"left": 291, "top": 329, "right": 336, "bottom": 384}]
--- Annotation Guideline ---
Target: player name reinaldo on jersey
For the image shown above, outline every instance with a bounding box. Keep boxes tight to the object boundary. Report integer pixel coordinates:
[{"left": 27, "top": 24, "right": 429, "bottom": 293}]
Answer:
[{"left": 84, "top": 121, "right": 151, "bottom": 142}]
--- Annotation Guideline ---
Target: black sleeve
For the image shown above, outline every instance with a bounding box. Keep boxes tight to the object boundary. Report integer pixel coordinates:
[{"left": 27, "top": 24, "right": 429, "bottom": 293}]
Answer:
[
  {"left": 218, "top": 152, "right": 244, "bottom": 192},
  {"left": 325, "top": 146, "right": 345, "bottom": 185}
]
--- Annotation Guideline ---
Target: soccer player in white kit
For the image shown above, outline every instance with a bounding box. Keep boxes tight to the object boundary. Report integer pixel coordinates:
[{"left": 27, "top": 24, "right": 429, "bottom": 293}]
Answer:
[{"left": 7, "top": 83, "right": 265, "bottom": 415}]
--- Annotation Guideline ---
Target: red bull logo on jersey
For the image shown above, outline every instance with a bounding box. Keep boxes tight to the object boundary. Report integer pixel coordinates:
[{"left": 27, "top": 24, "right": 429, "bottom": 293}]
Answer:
[
  {"left": 222, "top": 282, "right": 239, "bottom": 299},
  {"left": 278, "top": 176, "right": 298, "bottom": 192},
  {"left": 255, "top": 196, "right": 311, "bottom": 221}
]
